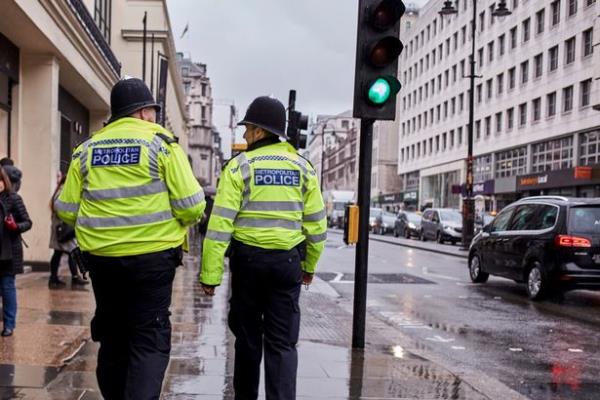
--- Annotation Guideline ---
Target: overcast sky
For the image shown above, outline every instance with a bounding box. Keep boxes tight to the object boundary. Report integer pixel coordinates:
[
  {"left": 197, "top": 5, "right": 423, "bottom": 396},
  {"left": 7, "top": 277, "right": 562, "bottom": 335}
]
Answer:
[{"left": 168, "top": 0, "right": 428, "bottom": 152}]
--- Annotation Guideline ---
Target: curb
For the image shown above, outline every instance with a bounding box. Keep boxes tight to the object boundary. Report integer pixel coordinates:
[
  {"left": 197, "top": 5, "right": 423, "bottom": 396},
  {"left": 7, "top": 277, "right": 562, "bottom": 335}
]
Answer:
[{"left": 328, "top": 229, "right": 469, "bottom": 259}]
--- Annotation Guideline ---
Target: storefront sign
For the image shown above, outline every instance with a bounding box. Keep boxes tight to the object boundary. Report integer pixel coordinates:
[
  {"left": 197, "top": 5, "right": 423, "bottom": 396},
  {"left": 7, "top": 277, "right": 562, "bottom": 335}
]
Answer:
[
  {"left": 574, "top": 166, "right": 592, "bottom": 180},
  {"left": 517, "top": 167, "right": 597, "bottom": 191},
  {"left": 473, "top": 180, "right": 495, "bottom": 195},
  {"left": 403, "top": 191, "right": 418, "bottom": 201},
  {"left": 379, "top": 192, "right": 405, "bottom": 204}
]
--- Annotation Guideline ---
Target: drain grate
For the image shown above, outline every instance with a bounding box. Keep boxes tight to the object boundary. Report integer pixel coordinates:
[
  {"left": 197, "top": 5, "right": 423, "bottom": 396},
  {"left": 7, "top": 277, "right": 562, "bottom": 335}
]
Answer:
[{"left": 317, "top": 272, "right": 435, "bottom": 284}]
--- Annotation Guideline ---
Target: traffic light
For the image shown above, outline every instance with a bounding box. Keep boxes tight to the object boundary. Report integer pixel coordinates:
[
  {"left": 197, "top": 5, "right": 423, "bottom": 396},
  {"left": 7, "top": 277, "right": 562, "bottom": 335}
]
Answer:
[
  {"left": 343, "top": 204, "right": 359, "bottom": 245},
  {"left": 287, "top": 90, "right": 309, "bottom": 149},
  {"left": 353, "top": 0, "right": 405, "bottom": 120}
]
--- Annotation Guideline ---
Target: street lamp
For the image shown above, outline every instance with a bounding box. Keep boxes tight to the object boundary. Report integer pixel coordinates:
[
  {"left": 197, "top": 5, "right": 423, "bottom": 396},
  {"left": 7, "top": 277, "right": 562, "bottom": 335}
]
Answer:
[{"left": 438, "top": 0, "right": 511, "bottom": 249}]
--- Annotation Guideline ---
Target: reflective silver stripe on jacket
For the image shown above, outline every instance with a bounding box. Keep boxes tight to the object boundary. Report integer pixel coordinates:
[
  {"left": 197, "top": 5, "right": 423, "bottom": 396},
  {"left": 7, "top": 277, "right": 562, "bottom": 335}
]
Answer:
[
  {"left": 54, "top": 199, "right": 80, "bottom": 213},
  {"left": 237, "top": 152, "right": 251, "bottom": 209},
  {"left": 305, "top": 232, "right": 327, "bottom": 243},
  {"left": 171, "top": 190, "right": 205, "bottom": 210},
  {"left": 148, "top": 135, "right": 163, "bottom": 180},
  {"left": 79, "top": 141, "right": 91, "bottom": 189},
  {"left": 303, "top": 209, "right": 326, "bottom": 222},
  {"left": 212, "top": 205, "right": 238, "bottom": 220},
  {"left": 83, "top": 181, "right": 167, "bottom": 201},
  {"left": 76, "top": 210, "right": 173, "bottom": 228},
  {"left": 206, "top": 230, "right": 232, "bottom": 242},
  {"left": 243, "top": 201, "right": 304, "bottom": 212},
  {"left": 235, "top": 217, "right": 301, "bottom": 230}
]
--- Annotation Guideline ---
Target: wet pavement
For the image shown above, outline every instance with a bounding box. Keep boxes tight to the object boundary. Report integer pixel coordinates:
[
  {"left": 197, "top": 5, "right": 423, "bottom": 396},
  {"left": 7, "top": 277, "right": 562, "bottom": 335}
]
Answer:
[{"left": 0, "top": 250, "right": 526, "bottom": 399}]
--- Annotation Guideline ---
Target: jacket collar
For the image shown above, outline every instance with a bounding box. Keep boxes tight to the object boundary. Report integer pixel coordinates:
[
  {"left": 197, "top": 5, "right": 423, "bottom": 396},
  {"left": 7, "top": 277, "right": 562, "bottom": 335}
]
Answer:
[{"left": 247, "top": 136, "right": 281, "bottom": 151}]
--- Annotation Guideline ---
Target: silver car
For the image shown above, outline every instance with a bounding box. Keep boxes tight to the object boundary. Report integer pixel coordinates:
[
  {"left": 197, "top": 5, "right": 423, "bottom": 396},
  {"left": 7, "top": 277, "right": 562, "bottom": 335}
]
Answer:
[{"left": 420, "top": 208, "right": 463, "bottom": 244}]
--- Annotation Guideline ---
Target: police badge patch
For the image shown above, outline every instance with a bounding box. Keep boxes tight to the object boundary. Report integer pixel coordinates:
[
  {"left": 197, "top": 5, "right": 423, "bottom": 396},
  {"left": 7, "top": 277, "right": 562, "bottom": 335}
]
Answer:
[
  {"left": 254, "top": 169, "right": 300, "bottom": 186},
  {"left": 91, "top": 146, "right": 141, "bottom": 167}
]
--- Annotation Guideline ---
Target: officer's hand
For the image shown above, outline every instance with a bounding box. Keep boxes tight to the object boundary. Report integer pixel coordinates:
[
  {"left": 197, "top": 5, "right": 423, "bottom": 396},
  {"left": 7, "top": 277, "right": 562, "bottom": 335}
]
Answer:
[
  {"left": 201, "top": 284, "right": 216, "bottom": 296},
  {"left": 302, "top": 272, "right": 314, "bottom": 286}
]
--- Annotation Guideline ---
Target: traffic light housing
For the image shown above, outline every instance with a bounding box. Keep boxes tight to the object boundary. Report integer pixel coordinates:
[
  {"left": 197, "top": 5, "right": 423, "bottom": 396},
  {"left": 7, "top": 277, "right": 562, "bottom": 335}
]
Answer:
[
  {"left": 343, "top": 204, "right": 359, "bottom": 245},
  {"left": 353, "top": 0, "right": 405, "bottom": 120},
  {"left": 287, "top": 90, "right": 309, "bottom": 149}
]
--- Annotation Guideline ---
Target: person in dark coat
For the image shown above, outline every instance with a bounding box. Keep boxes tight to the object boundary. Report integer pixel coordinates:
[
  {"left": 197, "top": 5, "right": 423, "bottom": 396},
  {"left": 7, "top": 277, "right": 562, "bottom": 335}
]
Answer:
[{"left": 0, "top": 167, "right": 32, "bottom": 337}]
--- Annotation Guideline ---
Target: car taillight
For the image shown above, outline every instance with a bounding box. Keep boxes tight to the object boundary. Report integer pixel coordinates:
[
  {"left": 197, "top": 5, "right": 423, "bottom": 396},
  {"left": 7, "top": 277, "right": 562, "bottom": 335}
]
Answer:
[{"left": 554, "top": 235, "right": 592, "bottom": 248}]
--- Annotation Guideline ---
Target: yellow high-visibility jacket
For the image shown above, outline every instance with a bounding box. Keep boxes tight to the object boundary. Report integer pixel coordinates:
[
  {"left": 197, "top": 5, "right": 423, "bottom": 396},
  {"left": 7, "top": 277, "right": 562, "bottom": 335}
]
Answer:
[
  {"left": 200, "top": 140, "right": 327, "bottom": 286},
  {"left": 56, "top": 117, "right": 205, "bottom": 257}
]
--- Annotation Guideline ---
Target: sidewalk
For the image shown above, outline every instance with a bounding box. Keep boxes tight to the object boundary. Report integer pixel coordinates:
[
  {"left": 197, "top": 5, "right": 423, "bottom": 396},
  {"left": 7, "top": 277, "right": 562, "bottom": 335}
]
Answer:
[
  {"left": 329, "top": 228, "right": 469, "bottom": 259},
  {"left": 0, "top": 256, "right": 525, "bottom": 399}
]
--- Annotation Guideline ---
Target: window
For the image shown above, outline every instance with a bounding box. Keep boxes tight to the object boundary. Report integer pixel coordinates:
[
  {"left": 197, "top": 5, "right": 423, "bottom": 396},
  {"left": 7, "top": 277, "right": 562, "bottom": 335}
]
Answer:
[
  {"left": 533, "top": 98, "right": 542, "bottom": 121},
  {"left": 536, "top": 9, "right": 545, "bottom": 34},
  {"left": 474, "top": 155, "right": 493, "bottom": 182},
  {"left": 522, "top": 18, "right": 531, "bottom": 43},
  {"left": 94, "top": 0, "right": 112, "bottom": 44},
  {"left": 563, "top": 85, "right": 574, "bottom": 112},
  {"left": 565, "top": 37, "right": 576, "bottom": 64},
  {"left": 532, "top": 137, "right": 574, "bottom": 172},
  {"left": 551, "top": 0, "right": 561, "bottom": 25},
  {"left": 579, "top": 130, "right": 600, "bottom": 165},
  {"left": 476, "top": 120, "right": 481, "bottom": 140},
  {"left": 485, "top": 116, "right": 491, "bottom": 137},
  {"left": 568, "top": 0, "right": 578, "bottom": 15},
  {"left": 497, "top": 73, "right": 504, "bottom": 95},
  {"left": 486, "top": 79, "right": 493, "bottom": 99},
  {"left": 519, "top": 103, "right": 527, "bottom": 126},
  {"left": 549, "top": 45, "right": 559, "bottom": 71},
  {"left": 509, "top": 67, "right": 516, "bottom": 89},
  {"left": 499, "top": 34, "right": 506, "bottom": 56},
  {"left": 488, "top": 42, "right": 494, "bottom": 62},
  {"left": 510, "top": 205, "right": 556, "bottom": 231},
  {"left": 491, "top": 207, "right": 513, "bottom": 232},
  {"left": 547, "top": 92, "right": 557, "bottom": 116},
  {"left": 583, "top": 28, "right": 594, "bottom": 57},
  {"left": 477, "top": 84, "right": 483, "bottom": 103},
  {"left": 496, "top": 146, "right": 527, "bottom": 178},
  {"left": 520, "top": 61, "right": 529, "bottom": 84},
  {"left": 581, "top": 79, "right": 592, "bottom": 107},
  {"left": 458, "top": 127, "right": 463, "bottom": 145},
  {"left": 462, "top": 26, "right": 467, "bottom": 44},
  {"left": 459, "top": 93, "right": 464, "bottom": 111},
  {"left": 507, "top": 107, "right": 515, "bottom": 130},
  {"left": 480, "top": 11, "right": 485, "bottom": 32},
  {"left": 495, "top": 112, "right": 502, "bottom": 133},
  {"left": 478, "top": 48, "right": 484, "bottom": 66},
  {"left": 534, "top": 53, "right": 543, "bottom": 78},
  {"left": 510, "top": 26, "right": 518, "bottom": 48},
  {"left": 183, "top": 82, "right": 191, "bottom": 95}
]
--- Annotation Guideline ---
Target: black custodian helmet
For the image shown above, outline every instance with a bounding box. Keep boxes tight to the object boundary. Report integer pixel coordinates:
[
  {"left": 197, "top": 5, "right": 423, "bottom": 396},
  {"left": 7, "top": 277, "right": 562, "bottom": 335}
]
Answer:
[
  {"left": 237, "top": 96, "right": 287, "bottom": 138},
  {"left": 108, "top": 77, "right": 161, "bottom": 123}
]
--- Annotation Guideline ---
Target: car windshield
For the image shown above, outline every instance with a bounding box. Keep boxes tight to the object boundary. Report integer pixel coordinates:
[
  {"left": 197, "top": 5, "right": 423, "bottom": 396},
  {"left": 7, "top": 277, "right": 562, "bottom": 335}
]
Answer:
[
  {"left": 407, "top": 213, "right": 422, "bottom": 223},
  {"left": 483, "top": 214, "right": 495, "bottom": 225},
  {"left": 439, "top": 210, "right": 462, "bottom": 223},
  {"left": 568, "top": 207, "right": 600, "bottom": 234},
  {"left": 370, "top": 208, "right": 382, "bottom": 217}
]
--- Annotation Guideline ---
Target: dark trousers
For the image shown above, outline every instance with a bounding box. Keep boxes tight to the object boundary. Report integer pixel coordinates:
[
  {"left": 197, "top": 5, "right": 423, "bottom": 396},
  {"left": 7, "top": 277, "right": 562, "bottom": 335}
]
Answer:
[
  {"left": 50, "top": 250, "right": 78, "bottom": 278},
  {"left": 86, "top": 247, "right": 181, "bottom": 400},
  {"left": 228, "top": 241, "right": 302, "bottom": 400}
]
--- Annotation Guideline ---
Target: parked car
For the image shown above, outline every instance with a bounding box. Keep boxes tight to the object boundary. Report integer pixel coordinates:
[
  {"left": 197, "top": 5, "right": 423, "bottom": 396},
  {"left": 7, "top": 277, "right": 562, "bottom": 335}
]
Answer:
[
  {"left": 373, "top": 210, "right": 396, "bottom": 235},
  {"left": 369, "top": 208, "right": 382, "bottom": 233},
  {"left": 468, "top": 196, "right": 600, "bottom": 300},
  {"left": 420, "top": 208, "right": 463, "bottom": 244},
  {"left": 394, "top": 211, "right": 422, "bottom": 238}
]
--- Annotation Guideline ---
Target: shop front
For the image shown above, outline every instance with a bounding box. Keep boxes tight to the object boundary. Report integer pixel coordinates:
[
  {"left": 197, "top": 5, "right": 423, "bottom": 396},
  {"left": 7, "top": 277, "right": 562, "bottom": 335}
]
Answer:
[
  {"left": 516, "top": 166, "right": 600, "bottom": 197},
  {"left": 494, "top": 176, "right": 519, "bottom": 210},
  {"left": 0, "top": 32, "right": 18, "bottom": 159}
]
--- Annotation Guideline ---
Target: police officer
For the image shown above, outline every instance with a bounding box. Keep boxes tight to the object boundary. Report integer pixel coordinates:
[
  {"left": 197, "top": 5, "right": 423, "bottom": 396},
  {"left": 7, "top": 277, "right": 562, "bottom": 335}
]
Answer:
[
  {"left": 56, "top": 77, "right": 205, "bottom": 400},
  {"left": 200, "top": 96, "right": 327, "bottom": 400}
]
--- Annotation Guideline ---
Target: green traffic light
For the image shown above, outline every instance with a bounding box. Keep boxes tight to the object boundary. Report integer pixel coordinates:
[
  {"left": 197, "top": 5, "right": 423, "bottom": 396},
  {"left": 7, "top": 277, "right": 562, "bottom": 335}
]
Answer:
[{"left": 368, "top": 78, "right": 392, "bottom": 104}]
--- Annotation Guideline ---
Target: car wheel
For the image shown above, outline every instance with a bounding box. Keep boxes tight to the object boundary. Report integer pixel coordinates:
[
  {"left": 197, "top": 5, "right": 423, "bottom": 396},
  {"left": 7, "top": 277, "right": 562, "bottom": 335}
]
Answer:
[
  {"left": 469, "top": 253, "right": 489, "bottom": 283},
  {"left": 420, "top": 230, "right": 426, "bottom": 241},
  {"left": 436, "top": 231, "right": 444, "bottom": 244},
  {"left": 526, "top": 262, "right": 549, "bottom": 300}
]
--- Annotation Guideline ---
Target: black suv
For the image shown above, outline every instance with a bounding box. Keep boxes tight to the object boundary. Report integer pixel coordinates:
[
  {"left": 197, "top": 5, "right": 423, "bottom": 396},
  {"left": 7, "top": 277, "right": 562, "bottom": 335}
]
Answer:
[{"left": 468, "top": 196, "right": 600, "bottom": 300}]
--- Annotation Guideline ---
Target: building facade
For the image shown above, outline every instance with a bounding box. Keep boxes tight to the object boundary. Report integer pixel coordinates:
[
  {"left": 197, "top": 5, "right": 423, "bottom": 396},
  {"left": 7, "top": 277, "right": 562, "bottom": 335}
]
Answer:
[
  {"left": 398, "top": 0, "right": 600, "bottom": 212},
  {"left": 177, "top": 54, "right": 223, "bottom": 189},
  {"left": 1, "top": 0, "right": 188, "bottom": 264}
]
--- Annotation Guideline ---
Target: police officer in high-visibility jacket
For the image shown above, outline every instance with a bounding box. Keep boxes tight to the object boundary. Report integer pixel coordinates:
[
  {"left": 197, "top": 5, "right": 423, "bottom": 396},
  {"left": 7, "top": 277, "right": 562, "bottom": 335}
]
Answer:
[
  {"left": 56, "top": 77, "right": 205, "bottom": 400},
  {"left": 200, "top": 96, "right": 327, "bottom": 400}
]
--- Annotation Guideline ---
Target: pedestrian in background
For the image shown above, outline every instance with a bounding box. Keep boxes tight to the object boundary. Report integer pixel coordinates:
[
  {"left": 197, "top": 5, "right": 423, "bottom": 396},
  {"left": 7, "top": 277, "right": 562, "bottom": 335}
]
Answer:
[
  {"left": 56, "top": 77, "right": 205, "bottom": 399},
  {"left": 200, "top": 96, "right": 327, "bottom": 400},
  {"left": 48, "top": 171, "right": 88, "bottom": 287},
  {"left": 0, "top": 167, "right": 32, "bottom": 337}
]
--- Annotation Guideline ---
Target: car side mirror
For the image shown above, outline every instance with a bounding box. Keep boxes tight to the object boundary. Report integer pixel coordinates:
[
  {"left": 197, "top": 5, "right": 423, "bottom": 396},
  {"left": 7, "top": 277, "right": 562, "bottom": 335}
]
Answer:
[{"left": 483, "top": 224, "right": 492, "bottom": 233}]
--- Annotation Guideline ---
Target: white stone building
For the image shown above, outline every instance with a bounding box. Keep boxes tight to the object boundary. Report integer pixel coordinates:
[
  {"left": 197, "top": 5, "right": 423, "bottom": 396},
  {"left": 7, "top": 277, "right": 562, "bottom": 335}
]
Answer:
[{"left": 398, "top": 0, "right": 600, "bottom": 211}]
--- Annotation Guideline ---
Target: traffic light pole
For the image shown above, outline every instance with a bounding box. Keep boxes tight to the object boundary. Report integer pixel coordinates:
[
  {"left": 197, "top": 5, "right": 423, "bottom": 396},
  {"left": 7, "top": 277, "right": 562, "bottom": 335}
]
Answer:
[{"left": 352, "top": 118, "right": 374, "bottom": 349}]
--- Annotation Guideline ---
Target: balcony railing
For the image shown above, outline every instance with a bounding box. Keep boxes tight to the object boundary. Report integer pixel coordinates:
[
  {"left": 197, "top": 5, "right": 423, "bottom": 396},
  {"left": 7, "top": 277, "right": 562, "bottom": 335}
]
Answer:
[{"left": 67, "top": 0, "right": 121, "bottom": 76}]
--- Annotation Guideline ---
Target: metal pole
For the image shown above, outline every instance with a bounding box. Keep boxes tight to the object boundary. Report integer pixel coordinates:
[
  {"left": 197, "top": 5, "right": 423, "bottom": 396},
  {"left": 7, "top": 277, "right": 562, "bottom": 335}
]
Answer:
[
  {"left": 150, "top": 33, "right": 155, "bottom": 93},
  {"left": 142, "top": 11, "right": 147, "bottom": 83},
  {"left": 320, "top": 126, "right": 325, "bottom": 191},
  {"left": 462, "top": 0, "right": 477, "bottom": 250},
  {"left": 352, "top": 118, "right": 374, "bottom": 349}
]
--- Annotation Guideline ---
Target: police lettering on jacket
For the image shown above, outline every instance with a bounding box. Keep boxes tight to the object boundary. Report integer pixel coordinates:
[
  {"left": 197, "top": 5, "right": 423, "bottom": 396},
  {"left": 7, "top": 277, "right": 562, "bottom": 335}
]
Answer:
[
  {"left": 254, "top": 169, "right": 300, "bottom": 186},
  {"left": 91, "top": 146, "right": 141, "bottom": 167}
]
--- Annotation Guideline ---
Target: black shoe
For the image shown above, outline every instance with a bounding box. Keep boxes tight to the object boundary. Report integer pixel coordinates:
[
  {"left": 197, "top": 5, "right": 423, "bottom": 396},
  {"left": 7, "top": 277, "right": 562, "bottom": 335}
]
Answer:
[
  {"left": 1, "top": 329, "right": 13, "bottom": 337},
  {"left": 48, "top": 277, "right": 66, "bottom": 287},
  {"left": 71, "top": 276, "right": 89, "bottom": 285}
]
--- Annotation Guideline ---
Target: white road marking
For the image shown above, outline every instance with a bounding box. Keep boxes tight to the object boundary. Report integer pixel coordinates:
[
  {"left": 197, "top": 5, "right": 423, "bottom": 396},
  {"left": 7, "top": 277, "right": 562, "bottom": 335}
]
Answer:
[
  {"left": 509, "top": 348, "right": 523, "bottom": 352},
  {"left": 494, "top": 296, "right": 502, "bottom": 300},
  {"left": 422, "top": 267, "right": 461, "bottom": 282},
  {"left": 426, "top": 335, "right": 455, "bottom": 343},
  {"left": 458, "top": 295, "right": 468, "bottom": 299},
  {"left": 568, "top": 348, "right": 584, "bottom": 353},
  {"left": 336, "top": 245, "right": 347, "bottom": 250},
  {"left": 331, "top": 273, "right": 344, "bottom": 282},
  {"left": 451, "top": 346, "right": 466, "bottom": 350}
]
